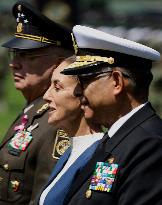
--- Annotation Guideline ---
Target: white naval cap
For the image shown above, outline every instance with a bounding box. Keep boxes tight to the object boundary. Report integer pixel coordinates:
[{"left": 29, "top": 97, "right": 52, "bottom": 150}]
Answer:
[
  {"left": 62, "top": 25, "right": 161, "bottom": 76},
  {"left": 74, "top": 25, "right": 160, "bottom": 61}
]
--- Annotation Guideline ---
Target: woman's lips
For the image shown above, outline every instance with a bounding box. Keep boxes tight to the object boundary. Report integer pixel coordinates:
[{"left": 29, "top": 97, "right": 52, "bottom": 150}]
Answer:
[{"left": 48, "top": 106, "right": 56, "bottom": 114}]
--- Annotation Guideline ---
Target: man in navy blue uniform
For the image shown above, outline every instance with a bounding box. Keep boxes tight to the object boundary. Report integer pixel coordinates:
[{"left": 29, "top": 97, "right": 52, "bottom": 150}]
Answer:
[{"left": 59, "top": 25, "right": 162, "bottom": 205}]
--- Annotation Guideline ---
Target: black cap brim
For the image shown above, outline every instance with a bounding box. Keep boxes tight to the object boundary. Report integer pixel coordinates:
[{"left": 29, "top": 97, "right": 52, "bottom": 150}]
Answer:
[
  {"left": 61, "top": 62, "right": 111, "bottom": 76},
  {"left": 2, "top": 37, "right": 49, "bottom": 49}
]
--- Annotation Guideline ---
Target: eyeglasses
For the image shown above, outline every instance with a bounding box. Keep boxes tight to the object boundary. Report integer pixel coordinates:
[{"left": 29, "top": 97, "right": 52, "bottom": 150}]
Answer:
[
  {"left": 8, "top": 49, "right": 54, "bottom": 60},
  {"left": 78, "top": 71, "right": 112, "bottom": 88},
  {"left": 78, "top": 70, "right": 131, "bottom": 88}
]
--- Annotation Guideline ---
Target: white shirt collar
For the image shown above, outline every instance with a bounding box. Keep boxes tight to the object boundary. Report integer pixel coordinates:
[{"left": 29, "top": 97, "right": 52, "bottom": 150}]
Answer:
[
  {"left": 24, "top": 104, "right": 34, "bottom": 114},
  {"left": 71, "top": 132, "right": 104, "bottom": 152},
  {"left": 108, "top": 102, "right": 147, "bottom": 138}
]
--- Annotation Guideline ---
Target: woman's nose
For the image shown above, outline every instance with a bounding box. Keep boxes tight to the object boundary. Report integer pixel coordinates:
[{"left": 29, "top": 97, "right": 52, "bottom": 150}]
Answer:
[{"left": 43, "top": 87, "right": 51, "bottom": 101}]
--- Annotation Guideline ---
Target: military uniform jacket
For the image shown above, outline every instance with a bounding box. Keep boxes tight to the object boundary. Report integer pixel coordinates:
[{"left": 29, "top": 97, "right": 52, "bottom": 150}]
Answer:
[
  {"left": 0, "top": 96, "right": 58, "bottom": 205},
  {"left": 63, "top": 103, "right": 162, "bottom": 205}
]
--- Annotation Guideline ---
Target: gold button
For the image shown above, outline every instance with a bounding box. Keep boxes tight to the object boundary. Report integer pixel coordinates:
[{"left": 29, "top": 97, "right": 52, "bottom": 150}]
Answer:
[
  {"left": 85, "top": 189, "right": 92, "bottom": 199},
  {"left": 10, "top": 180, "right": 20, "bottom": 192},
  {"left": 108, "top": 57, "right": 114, "bottom": 64},
  {"left": 3, "top": 164, "right": 9, "bottom": 170},
  {"left": 108, "top": 157, "right": 115, "bottom": 164}
]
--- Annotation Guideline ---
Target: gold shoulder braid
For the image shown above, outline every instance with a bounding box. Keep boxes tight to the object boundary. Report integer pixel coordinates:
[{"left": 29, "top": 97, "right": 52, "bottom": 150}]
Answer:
[{"left": 52, "top": 129, "right": 70, "bottom": 159}]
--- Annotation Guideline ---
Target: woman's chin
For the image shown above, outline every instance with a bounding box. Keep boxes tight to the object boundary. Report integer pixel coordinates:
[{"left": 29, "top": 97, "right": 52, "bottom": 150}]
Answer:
[
  {"left": 48, "top": 118, "right": 61, "bottom": 128},
  {"left": 48, "top": 118, "right": 57, "bottom": 125},
  {"left": 48, "top": 119, "right": 53, "bottom": 125}
]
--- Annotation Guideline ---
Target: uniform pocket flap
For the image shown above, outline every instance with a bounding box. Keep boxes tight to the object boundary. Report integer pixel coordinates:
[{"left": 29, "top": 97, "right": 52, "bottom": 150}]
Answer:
[{"left": 0, "top": 150, "right": 28, "bottom": 171}]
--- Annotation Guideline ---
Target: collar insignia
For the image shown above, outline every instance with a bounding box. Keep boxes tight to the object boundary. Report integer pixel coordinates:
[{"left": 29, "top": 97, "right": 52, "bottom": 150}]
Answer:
[
  {"left": 52, "top": 129, "right": 70, "bottom": 159},
  {"left": 36, "top": 103, "right": 49, "bottom": 114}
]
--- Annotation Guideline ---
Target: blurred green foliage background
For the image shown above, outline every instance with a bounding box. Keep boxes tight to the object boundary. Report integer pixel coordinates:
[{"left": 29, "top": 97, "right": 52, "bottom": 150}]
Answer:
[{"left": 1, "top": 0, "right": 162, "bottom": 141}]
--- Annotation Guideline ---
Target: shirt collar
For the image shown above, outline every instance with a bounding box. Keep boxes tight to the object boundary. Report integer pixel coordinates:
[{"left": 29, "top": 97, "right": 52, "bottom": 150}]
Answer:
[
  {"left": 71, "top": 132, "right": 104, "bottom": 152},
  {"left": 23, "top": 97, "right": 42, "bottom": 114},
  {"left": 108, "top": 102, "right": 148, "bottom": 138}
]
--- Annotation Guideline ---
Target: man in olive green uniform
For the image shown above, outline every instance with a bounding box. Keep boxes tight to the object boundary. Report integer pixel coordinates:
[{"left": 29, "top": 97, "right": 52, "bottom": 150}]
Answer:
[{"left": 0, "top": 1, "right": 73, "bottom": 205}]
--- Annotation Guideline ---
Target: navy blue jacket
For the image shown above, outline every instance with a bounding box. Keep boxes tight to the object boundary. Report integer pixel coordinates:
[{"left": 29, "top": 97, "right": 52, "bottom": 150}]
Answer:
[{"left": 64, "top": 103, "right": 162, "bottom": 205}]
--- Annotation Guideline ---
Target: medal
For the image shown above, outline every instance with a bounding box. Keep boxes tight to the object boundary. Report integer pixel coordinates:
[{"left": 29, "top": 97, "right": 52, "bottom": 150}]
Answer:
[
  {"left": 14, "top": 114, "right": 28, "bottom": 131},
  {"left": 89, "top": 162, "right": 118, "bottom": 192}
]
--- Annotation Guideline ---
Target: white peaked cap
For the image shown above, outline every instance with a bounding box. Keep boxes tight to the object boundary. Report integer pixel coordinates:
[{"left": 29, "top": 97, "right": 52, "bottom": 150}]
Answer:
[{"left": 73, "top": 25, "right": 161, "bottom": 61}]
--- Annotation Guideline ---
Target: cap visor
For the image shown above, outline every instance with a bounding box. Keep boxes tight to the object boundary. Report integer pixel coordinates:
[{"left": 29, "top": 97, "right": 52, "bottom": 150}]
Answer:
[
  {"left": 1, "top": 37, "right": 48, "bottom": 49},
  {"left": 61, "top": 62, "right": 109, "bottom": 76}
]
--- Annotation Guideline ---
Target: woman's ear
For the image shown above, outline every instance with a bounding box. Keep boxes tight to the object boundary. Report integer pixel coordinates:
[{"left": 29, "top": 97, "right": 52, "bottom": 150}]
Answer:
[{"left": 111, "top": 70, "right": 124, "bottom": 95}]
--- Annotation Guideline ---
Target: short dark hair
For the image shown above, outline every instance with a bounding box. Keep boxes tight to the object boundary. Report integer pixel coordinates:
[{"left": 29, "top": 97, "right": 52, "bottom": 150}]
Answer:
[{"left": 118, "top": 64, "right": 153, "bottom": 99}]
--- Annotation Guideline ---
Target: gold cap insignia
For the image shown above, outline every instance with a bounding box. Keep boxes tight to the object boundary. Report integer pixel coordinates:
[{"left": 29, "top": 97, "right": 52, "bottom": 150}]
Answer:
[
  {"left": 71, "top": 33, "right": 78, "bottom": 55},
  {"left": 17, "top": 22, "right": 23, "bottom": 33},
  {"left": 18, "top": 5, "right": 22, "bottom": 11}
]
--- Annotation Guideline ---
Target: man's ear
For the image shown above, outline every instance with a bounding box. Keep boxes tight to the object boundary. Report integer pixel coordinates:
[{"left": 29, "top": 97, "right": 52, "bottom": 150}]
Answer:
[{"left": 111, "top": 70, "right": 124, "bottom": 95}]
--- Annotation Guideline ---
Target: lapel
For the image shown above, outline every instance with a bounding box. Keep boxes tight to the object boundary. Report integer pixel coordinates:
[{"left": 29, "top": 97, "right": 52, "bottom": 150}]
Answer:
[
  {"left": 64, "top": 103, "right": 156, "bottom": 203},
  {"left": 0, "top": 96, "right": 48, "bottom": 147},
  {"left": 25, "top": 96, "right": 48, "bottom": 128}
]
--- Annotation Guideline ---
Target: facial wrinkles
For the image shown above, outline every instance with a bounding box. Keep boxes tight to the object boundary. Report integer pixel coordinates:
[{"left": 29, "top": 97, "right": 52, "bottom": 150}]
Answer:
[{"left": 14, "top": 57, "right": 54, "bottom": 101}]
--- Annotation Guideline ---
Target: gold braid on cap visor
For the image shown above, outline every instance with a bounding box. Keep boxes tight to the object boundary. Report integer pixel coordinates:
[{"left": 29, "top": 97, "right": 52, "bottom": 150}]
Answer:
[
  {"left": 66, "top": 55, "right": 114, "bottom": 68},
  {"left": 14, "top": 33, "right": 62, "bottom": 46}
]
